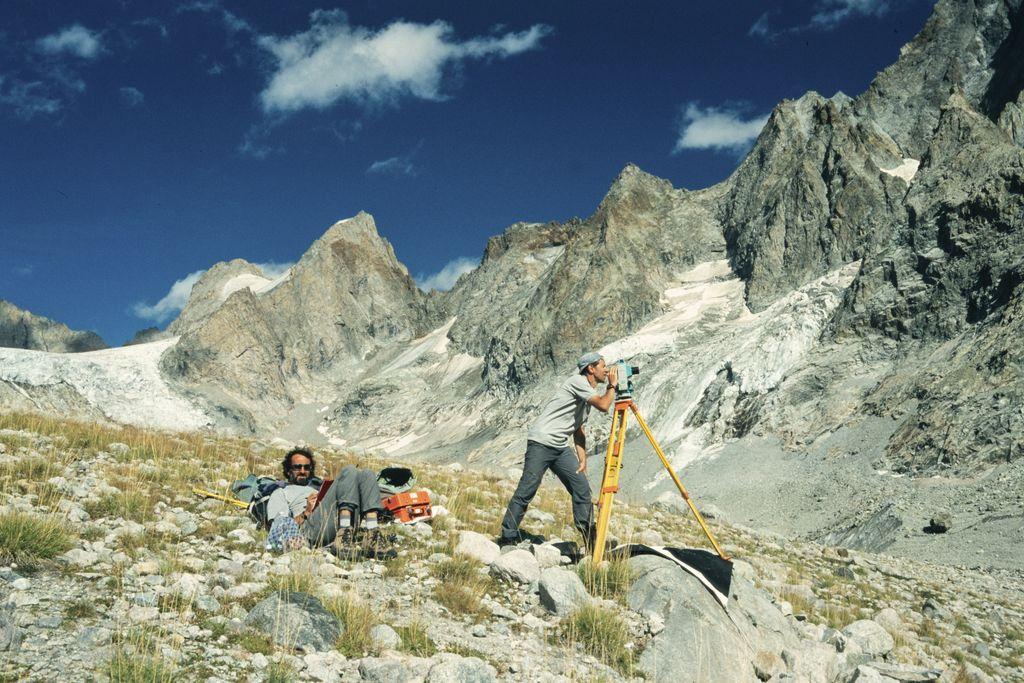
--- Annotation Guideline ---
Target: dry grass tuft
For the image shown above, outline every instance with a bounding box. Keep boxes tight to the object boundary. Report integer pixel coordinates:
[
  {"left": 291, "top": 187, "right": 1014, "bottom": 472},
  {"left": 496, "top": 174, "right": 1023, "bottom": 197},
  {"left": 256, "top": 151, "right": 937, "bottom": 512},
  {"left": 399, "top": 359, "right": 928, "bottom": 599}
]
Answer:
[
  {"left": 0, "top": 510, "right": 75, "bottom": 569},
  {"left": 555, "top": 603, "right": 635, "bottom": 675},
  {"left": 324, "top": 591, "right": 379, "bottom": 656}
]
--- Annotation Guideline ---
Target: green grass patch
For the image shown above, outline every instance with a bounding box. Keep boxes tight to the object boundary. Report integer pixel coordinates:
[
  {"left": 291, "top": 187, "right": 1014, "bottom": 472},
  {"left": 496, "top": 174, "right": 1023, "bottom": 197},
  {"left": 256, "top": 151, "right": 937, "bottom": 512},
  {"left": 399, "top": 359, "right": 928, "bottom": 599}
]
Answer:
[
  {"left": 83, "top": 490, "right": 154, "bottom": 523},
  {"left": 430, "top": 557, "right": 494, "bottom": 620},
  {"left": 324, "top": 593, "right": 378, "bottom": 657},
  {"left": 396, "top": 620, "right": 436, "bottom": 657},
  {"left": 64, "top": 598, "right": 99, "bottom": 620},
  {"left": 263, "top": 660, "right": 297, "bottom": 683},
  {"left": 554, "top": 604, "right": 635, "bottom": 676},
  {"left": 576, "top": 556, "right": 633, "bottom": 602},
  {"left": 0, "top": 510, "right": 75, "bottom": 569}
]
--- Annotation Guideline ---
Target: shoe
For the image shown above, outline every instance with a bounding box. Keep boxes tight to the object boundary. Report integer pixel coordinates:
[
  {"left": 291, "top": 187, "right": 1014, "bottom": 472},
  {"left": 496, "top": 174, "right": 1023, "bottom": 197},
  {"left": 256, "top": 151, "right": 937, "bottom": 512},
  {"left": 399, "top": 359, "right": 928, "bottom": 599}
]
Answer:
[{"left": 361, "top": 528, "right": 397, "bottom": 560}]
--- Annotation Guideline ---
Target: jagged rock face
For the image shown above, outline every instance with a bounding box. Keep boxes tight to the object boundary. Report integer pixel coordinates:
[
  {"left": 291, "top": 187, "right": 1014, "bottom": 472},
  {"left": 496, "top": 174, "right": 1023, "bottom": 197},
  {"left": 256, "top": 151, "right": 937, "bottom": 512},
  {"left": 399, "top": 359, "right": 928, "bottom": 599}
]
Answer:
[
  {"left": 168, "top": 259, "right": 267, "bottom": 335},
  {"left": 161, "top": 213, "right": 429, "bottom": 426},
  {"left": 0, "top": 300, "right": 107, "bottom": 353},
  {"left": 446, "top": 164, "right": 726, "bottom": 393},
  {"left": 854, "top": 0, "right": 1023, "bottom": 156},
  {"left": 823, "top": 97, "right": 1024, "bottom": 472},
  {"left": 720, "top": 92, "right": 907, "bottom": 312},
  {"left": 263, "top": 212, "right": 428, "bottom": 372}
]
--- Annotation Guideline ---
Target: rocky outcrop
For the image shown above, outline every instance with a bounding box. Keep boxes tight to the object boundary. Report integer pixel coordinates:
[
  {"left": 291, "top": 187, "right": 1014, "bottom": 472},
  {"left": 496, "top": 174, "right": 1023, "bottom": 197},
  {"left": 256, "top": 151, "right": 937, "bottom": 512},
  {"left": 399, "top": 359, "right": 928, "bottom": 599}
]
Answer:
[
  {"left": 0, "top": 300, "right": 107, "bottom": 353},
  {"left": 854, "top": 0, "right": 1023, "bottom": 156},
  {"left": 124, "top": 326, "right": 170, "bottom": 346},
  {"left": 720, "top": 92, "right": 907, "bottom": 311},
  {"left": 160, "top": 213, "right": 430, "bottom": 428},
  {"left": 445, "top": 164, "right": 726, "bottom": 393}
]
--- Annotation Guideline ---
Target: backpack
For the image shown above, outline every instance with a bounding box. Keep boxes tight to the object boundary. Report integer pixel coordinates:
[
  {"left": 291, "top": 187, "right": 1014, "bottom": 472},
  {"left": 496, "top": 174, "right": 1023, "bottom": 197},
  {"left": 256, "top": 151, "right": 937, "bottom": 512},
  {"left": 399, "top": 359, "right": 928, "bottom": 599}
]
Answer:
[
  {"left": 231, "top": 475, "right": 322, "bottom": 529},
  {"left": 377, "top": 467, "right": 415, "bottom": 495}
]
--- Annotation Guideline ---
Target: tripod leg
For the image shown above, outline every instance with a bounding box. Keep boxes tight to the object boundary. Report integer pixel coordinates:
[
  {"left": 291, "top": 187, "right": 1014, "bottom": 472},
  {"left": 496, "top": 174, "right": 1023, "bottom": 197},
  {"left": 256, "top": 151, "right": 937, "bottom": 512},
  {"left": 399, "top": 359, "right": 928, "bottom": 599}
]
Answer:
[
  {"left": 629, "top": 404, "right": 730, "bottom": 561},
  {"left": 593, "top": 403, "right": 628, "bottom": 564}
]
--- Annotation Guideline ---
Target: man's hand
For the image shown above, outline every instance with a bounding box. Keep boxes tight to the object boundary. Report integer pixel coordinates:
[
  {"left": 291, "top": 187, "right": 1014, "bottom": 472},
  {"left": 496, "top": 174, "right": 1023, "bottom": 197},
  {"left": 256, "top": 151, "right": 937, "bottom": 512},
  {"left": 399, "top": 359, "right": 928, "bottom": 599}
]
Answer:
[
  {"left": 607, "top": 365, "right": 619, "bottom": 388},
  {"left": 305, "top": 492, "right": 318, "bottom": 515}
]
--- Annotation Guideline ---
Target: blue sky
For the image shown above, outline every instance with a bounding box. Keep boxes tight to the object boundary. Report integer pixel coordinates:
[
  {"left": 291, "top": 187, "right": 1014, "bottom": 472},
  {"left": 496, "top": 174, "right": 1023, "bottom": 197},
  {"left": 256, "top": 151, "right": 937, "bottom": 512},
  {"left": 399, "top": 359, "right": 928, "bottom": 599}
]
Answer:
[{"left": 1, "top": 0, "right": 933, "bottom": 345}]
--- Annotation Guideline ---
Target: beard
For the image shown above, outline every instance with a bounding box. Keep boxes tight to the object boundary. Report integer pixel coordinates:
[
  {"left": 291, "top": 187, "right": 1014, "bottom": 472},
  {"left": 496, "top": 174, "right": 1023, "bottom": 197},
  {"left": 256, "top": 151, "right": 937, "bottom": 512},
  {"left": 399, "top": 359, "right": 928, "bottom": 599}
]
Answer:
[{"left": 291, "top": 473, "right": 311, "bottom": 486}]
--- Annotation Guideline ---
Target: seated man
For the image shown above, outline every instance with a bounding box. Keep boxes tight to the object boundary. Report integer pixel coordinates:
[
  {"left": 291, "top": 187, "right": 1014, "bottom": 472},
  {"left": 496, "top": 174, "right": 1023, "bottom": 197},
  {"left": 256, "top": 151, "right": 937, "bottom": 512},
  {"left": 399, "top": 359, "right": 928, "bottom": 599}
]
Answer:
[{"left": 266, "top": 447, "right": 384, "bottom": 551}]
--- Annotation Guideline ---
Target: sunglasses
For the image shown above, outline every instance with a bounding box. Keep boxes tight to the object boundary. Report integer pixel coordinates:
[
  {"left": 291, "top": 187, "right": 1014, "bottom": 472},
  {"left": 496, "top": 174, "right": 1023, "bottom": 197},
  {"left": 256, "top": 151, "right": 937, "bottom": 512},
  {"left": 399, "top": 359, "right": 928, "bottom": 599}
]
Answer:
[{"left": 290, "top": 464, "right": 312, "bottom": 471}]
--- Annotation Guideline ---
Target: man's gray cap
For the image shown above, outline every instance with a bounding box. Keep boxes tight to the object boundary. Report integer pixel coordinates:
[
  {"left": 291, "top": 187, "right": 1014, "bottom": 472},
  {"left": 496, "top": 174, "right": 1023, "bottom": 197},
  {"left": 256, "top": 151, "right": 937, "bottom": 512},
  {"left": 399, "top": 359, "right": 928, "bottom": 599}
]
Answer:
[{"left": 577, "top": 352, "right": 603, "bottom": 372}]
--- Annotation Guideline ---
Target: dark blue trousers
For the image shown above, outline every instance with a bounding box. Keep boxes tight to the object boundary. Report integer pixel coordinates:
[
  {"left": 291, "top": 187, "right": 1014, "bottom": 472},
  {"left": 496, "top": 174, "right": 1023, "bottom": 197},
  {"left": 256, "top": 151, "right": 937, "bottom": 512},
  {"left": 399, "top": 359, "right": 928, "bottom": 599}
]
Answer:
[{"left": 500, "top": 440, "right": 593, "bottom": 541}]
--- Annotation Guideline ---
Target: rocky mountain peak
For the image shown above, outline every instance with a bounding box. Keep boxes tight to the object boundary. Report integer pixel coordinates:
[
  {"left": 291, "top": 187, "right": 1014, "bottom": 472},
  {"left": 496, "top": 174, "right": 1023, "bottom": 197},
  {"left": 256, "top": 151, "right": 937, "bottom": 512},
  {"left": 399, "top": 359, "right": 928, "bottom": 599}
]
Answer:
[
  {"left": 168, "top": 258, "right": 265, "bottom": 335},
  {"left": 0, "top": 299, "right": 107, "bottom": 353}
]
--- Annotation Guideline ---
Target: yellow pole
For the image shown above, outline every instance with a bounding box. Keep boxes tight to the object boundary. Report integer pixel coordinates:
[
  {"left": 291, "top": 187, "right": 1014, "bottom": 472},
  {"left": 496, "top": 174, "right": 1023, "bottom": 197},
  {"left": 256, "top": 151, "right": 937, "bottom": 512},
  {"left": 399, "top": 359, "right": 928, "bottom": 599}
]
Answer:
[
  {"left": 629, "top": 403, "right": 730, "bottom": 561},
  {"left": 593, "top": 401, "right": 629, "bottom": 564},
  {"left": 191, "top": 487, "right": 249, "bottom": 509}
]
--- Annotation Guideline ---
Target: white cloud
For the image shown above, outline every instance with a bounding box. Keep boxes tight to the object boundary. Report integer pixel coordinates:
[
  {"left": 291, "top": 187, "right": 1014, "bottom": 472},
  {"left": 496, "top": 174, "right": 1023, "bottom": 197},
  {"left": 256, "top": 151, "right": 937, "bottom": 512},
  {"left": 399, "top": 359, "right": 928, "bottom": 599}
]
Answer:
[
  {"left": 674, "top": 103, "right": 769, "bottom": 153},
  {"left": 748, "top": 12, "right": 774, "bottom": 38},
  {"left": 257, "top": 11, "right": 552, "bottom": 113},
  {"left": 811, "top": 0, "right": 891, "bottom": 29},
  {"left": 119, "top": 86, "right": 144, "bottom": 107},
  {"left": 37, "top": 24, "right": 103, "bottom": 59},
  {"left": 0, "top": 76, "right": 62, "bottom": 119},
  {"left": 416, "top": 257, "right": 478, "bottom": 292},
  {"left": 367, "top": 156, "right": 417, "bottom": 177},
  {"left": 178, "top": 1, "right": 254, "bottom": 35},
  {"left": 132, "top": 269, "right": 205, "bottom": 323},
  {"left": 751, "top": 0, "right": 893, "bottom": 39}
]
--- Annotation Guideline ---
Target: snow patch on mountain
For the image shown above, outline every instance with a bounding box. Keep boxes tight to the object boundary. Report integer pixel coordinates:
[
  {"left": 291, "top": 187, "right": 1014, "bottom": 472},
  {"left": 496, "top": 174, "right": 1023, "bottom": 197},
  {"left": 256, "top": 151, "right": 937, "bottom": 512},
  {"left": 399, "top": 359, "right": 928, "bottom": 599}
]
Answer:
[
  {"left": 880, "top": 158, "right": 920, "bottom": 183},
  {"left": 0, "top": 339, "right": 212, "bottom": 431}
]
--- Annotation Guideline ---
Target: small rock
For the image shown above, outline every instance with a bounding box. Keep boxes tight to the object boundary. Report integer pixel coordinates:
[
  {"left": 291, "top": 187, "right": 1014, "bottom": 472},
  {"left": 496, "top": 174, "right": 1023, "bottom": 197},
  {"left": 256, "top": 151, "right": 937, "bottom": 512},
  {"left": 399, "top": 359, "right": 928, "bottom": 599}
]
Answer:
[
  {"left": 76, "top": 626, "right": 112, "bottom": 648},
  {"left": 10, "top": 578, "right": 29, "bottom": 591},
  {"left": 922, "top": 598, "right": 948, "bottom": 620},
  {"left": 531, "top": 544, "right": 562, "bottom": 568},
  {"left": 244, "top": 591, "right": 342, "bottom": 652},
  {"left": 636, "top": 529, "right": 664, "bottom": 546},
  {"left": 834, "top": 566, "right": 857, "bottom": 580},
  {"left": 108, "top": 442, "right": 131, "bottom": 455},
  {"left": 471, "top": 624, "right": 487, "bottom": 637},
  {"left": 490, "top": 549, "right": 540, "bottom": 585},
  {"left": 873, "top": 607, "right": 901, "bottom": 633},
  {"left": 538, "top": 567, "right": 591, "bottom": 616},
  {"left": 842, "top": 620, "right": 894, "bottom": 658},
  {"left": 358, "top": 657, "right": 411, "bottom": 682},
  {"left": 970, "top": 641, "right": 990, "bottom": 658},
  {"left": 250, "top": 653, "right": 269, "bottom": 669},
  {"left": 369, "top": 624, "right": 401, "bottom": 651},
  {"left": 427, "top": 653, "right": 497, "bottom": 682},
  {"left": 455, "top": 531, "right": 500, "bottom": 566},
  {"left": 61, "top": 548, "right": 98, "bottom": 567},
  {"left": 227, "top": 528, "right": 256, "bottom": 545}
]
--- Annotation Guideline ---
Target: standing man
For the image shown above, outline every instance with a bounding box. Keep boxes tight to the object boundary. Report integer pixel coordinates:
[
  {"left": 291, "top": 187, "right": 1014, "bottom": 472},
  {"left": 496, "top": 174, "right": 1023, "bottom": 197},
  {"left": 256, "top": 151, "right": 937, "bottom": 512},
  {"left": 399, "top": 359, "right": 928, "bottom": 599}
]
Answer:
[{"left": 499, "top": 352, "right": 618, "bottom": 548}]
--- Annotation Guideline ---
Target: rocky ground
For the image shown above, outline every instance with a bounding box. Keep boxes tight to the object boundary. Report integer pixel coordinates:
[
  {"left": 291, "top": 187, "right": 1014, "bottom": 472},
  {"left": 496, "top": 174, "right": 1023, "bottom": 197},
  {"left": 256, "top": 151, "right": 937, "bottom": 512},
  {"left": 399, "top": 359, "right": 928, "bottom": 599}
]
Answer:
[{"left": 0, "top": 413, "right": 1022, "bottom": 682}]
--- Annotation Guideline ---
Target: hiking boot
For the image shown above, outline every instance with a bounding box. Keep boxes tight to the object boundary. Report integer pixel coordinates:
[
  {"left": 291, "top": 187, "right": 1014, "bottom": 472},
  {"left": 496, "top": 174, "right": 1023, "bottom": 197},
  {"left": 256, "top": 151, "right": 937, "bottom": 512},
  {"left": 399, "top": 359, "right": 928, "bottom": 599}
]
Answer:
[
  {"left": 361, "top": 528, "right": 397, "bottom": 560},
  {"left": 330, "top": 527, "right": 358, "bottom": 560}
]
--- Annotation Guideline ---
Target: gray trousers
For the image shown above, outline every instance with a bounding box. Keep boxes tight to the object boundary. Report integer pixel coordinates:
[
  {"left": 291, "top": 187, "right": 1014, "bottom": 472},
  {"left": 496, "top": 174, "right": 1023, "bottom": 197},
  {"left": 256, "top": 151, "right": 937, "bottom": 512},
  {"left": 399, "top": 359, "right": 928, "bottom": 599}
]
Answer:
[
  {"left": 500, "top": 440, "right": 593, "bottom": 542},
  {"left": 303, "top": 466, "right": 383, "bottom": 547}
]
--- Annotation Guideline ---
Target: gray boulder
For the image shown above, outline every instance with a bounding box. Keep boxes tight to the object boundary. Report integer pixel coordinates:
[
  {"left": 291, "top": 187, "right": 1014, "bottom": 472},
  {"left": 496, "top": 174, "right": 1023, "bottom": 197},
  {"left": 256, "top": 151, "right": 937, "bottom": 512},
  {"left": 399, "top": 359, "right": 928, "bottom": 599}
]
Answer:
[
  {"left": 538, "top": 567, "right": 591, "bottom": 616},
  {"left": 841, "top": 620, "right": 895, "bottom": 659},
  {"left": 427, "top": 653, "right": 496, "bottom": 683},
  {"left": 455, "top": 531, "right": 500, "bottom": 566},
  {"left": 358, "top": 657, "right": 412, "bottom": 683},
  {"left": 0, "top": 606, "right": 22, "bottom": 652},
  {"left": 490, "top": 549, "right": 539, "bottom": 585},
  {"left": 244, "top": 591, "right": 341, "bottom": 652},
  {"left": 627, "top": 554, "right": 805, "bottom": 682},
  {"left": 369, "top": 624, "right": 401, "bottom": 651}
]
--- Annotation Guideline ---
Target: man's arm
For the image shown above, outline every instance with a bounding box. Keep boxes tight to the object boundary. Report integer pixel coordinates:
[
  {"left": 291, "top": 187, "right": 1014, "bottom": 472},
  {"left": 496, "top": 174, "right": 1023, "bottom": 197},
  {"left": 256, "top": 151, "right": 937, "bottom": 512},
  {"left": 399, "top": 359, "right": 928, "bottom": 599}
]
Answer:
[
  {"left": 586, "top": 367, "right": 619, "bottom": 413},
  {"left": 573, "top": 426, "right": 587, "bottom": 473}
]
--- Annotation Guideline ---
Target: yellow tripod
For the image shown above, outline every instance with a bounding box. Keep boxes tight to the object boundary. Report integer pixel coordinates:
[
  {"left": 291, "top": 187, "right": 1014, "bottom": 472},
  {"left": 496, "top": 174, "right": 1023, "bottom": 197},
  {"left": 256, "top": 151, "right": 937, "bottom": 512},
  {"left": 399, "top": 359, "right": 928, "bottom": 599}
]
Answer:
[
  {"left": 192, "top": 487, "right": 249, "bottom": 509},
  {"left": 592, "top": 398, "right": 729, "bottom": 564}
]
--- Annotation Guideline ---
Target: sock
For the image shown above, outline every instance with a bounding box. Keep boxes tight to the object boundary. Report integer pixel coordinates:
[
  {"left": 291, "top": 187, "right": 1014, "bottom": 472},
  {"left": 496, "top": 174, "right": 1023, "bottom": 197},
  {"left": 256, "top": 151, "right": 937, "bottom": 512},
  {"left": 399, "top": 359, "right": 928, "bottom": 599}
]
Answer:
[
  {"left": 339, "top": 510, "right": 352, "bottom": 528},
  {"left": 363, "top": 517, "right": 378, "bottom": 530}
]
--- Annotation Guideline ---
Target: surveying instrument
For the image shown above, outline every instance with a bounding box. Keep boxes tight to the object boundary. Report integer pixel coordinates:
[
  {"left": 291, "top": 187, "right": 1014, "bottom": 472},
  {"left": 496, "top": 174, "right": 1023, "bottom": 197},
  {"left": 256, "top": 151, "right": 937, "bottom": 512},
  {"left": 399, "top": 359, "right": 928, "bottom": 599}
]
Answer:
[{"left": 591, "top": 361, "right": 730, "bottom": 564}]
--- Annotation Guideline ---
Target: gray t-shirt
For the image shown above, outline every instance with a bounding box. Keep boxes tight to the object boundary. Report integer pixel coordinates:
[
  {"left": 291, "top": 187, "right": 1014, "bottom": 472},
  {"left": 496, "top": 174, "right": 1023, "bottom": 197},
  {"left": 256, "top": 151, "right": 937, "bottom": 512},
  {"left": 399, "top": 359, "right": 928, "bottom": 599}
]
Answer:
[
  {"left": 266, "top": 483, "right": 318, "bottom": 521},
  {"left": 527, "top": 374, "right": 600, "bottom": 448}
]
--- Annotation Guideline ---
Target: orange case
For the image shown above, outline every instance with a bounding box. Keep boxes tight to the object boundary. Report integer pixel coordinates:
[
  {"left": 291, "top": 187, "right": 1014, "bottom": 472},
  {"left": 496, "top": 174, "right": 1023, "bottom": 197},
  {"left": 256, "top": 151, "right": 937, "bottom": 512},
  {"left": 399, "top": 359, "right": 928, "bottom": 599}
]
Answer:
[{"left": 382, "top": 490, "right": 432, "bottom": 523}]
